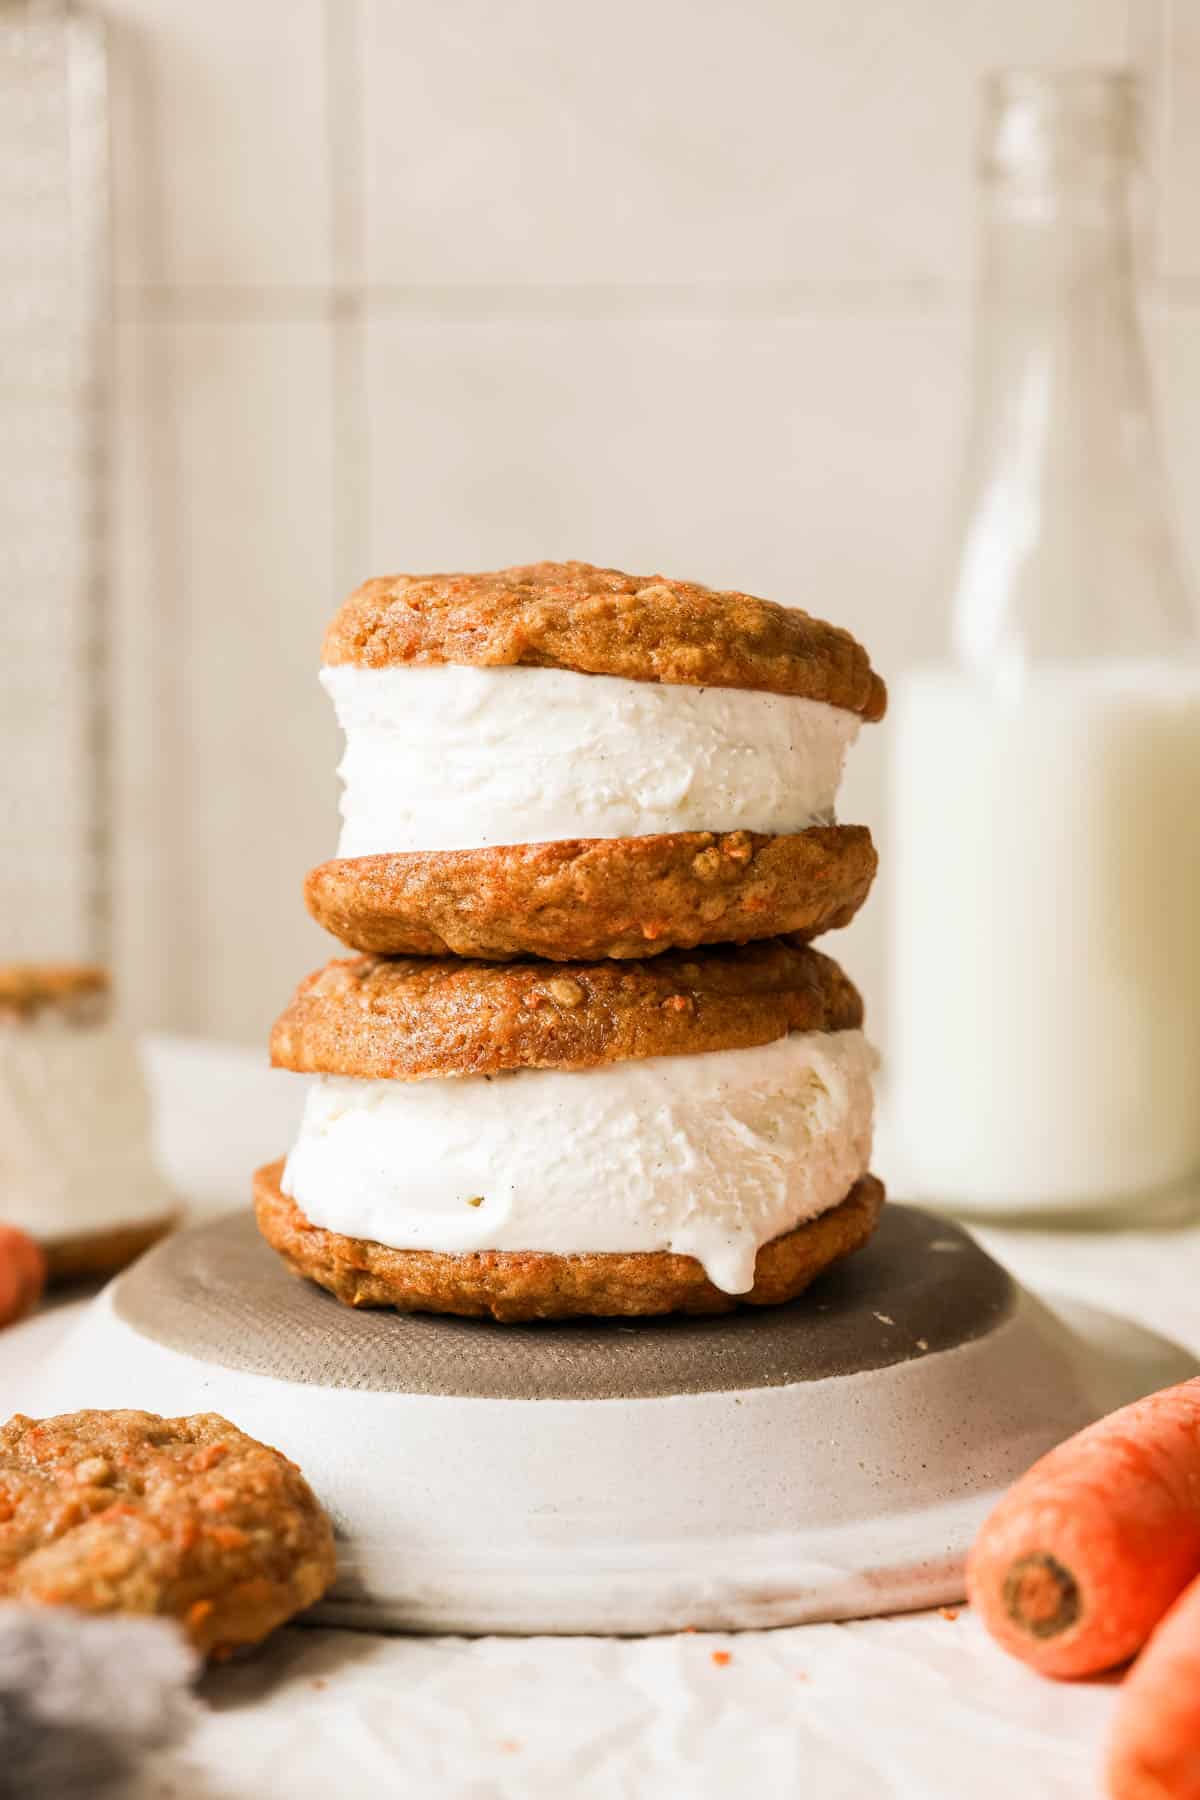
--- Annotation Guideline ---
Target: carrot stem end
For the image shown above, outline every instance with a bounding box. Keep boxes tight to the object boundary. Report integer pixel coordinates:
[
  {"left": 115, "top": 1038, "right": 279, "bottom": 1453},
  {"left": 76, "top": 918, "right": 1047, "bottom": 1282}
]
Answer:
[{"left": 1002, "top": 1552, "right": 1081, "bottom": 1640}]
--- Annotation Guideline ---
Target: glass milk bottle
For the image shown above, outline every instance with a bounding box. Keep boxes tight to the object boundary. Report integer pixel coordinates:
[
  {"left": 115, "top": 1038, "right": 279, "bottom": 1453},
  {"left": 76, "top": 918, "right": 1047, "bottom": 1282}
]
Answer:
[{"left": 890, "top": 71, "right": 1200, "bottom": 1222}]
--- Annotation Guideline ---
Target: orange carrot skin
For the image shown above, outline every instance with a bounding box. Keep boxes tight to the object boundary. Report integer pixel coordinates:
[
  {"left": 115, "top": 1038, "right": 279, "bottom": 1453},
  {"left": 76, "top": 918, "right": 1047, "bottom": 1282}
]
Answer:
[
  {"left": 0, "top": 1226, "right": 44, "bottom": 1326},
  {"left": 1109, "top": 1570, "right": 1200, "bottom": 1800},
  {"left": 967, "top": 1379, "right": 1200, "bottom": 1678}
]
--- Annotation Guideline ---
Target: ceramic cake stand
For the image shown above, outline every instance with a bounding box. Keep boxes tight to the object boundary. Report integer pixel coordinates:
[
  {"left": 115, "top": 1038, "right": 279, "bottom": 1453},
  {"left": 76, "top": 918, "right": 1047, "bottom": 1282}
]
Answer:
[{"left": 21, "top": 1206, "right": 1194, "bottom": 1636}]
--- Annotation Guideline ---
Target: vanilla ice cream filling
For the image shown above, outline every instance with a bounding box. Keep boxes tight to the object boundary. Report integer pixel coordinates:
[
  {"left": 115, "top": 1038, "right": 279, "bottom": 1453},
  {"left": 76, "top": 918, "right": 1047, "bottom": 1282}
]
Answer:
[
  {"left": 0, "top": 1019, "right": 173, "bottom": 1243},
  {"left": 322, "top": 663, "right": 861, "bottom": 856},
  {"left": 282, "top": 1029, "right": 874, "bottom": 1295}
]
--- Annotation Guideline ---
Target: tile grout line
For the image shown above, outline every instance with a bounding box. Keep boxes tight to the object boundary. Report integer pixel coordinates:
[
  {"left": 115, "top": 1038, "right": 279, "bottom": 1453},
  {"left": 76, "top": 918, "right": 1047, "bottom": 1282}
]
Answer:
[
  {"left": 106, "top": 11, "right": 192, "bottom": 1030},
  {"left": 1156, "top": 0, "right": 1174, "bottom": 288},
  {"left": 324, "top": 0, "right": 369, "bottom": 594},
  {"left": 114, "top": 278, "right": 960, "bottom": 327},
  {"left": 1128, "top": 0, "right": 1169, "bottom": 287},
  {"left": 111, "top": 273, "right": 1200, "bottom": 327}
]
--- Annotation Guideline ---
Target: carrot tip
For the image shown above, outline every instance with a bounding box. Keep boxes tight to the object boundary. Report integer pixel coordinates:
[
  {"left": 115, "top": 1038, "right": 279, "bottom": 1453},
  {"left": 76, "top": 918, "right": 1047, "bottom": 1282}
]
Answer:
[{"left": 1002, "top": 1552, "right": 1081, "bottom": 1640}]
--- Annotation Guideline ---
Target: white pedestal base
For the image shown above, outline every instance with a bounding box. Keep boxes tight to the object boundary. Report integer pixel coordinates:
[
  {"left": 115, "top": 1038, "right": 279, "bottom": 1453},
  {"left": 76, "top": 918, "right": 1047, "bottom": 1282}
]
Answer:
[{"left": 17, "top": 1208, "right": 1194, "bottom": 1635}]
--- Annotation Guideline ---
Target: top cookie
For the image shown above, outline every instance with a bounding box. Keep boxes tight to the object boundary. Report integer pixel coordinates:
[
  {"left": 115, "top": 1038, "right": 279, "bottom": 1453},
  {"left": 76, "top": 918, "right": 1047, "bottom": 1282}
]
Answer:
[
  {"left": 270, "top": 939, "right": 863, "bottom": 1081},
  {"left": 323, "top": 561, "right": 887, "bottom": 719}
]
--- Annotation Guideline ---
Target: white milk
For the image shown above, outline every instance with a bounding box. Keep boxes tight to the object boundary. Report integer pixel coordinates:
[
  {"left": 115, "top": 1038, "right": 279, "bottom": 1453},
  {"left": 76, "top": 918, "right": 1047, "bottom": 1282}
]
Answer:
[{"left": 889, "top": 664, "right": 1200, "bottom": 1215}]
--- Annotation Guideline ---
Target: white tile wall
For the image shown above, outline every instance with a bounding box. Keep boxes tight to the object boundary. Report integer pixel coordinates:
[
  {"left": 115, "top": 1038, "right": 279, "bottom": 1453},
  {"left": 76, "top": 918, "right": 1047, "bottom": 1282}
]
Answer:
[
  {"left": 364, "top": 307, "right": 966, "bottom": 648},
  {"left": 108, "top": 0, "right": 332, "bottom": 291},
  {"left": 113, "top": 318, "right": 340, "bottom": 1041},
  {"left": 362, "top": 0, "right": 1129, "bottom": 287},
  {"left": 110, "top": 316, "right": 172, "bottom": 1025},
  {"left": 1151, "top": 304, "right": 1200, "bottom": 582},
  {"left": 1136, "top": 2, "right": 1200, "bottom": 287},
  {"left": 103, "top": 0, "right": 1197, "bottom": 1043}
]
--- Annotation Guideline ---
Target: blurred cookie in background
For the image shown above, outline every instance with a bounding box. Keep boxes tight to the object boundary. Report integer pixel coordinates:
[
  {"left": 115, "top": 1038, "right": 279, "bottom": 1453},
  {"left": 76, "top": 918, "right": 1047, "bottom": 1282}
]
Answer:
[{"left": 0, "top": 967, "right": 177, "bottom": 1282}]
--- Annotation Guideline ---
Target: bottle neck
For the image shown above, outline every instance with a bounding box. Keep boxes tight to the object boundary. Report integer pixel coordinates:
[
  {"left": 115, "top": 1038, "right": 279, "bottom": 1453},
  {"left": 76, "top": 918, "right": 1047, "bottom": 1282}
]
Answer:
[
  {"left": 978, "top": 164, "right": 1133, "bottom": 299},
  {"left": 951, "top": 149, "right": 1193, "bottom": 675}
]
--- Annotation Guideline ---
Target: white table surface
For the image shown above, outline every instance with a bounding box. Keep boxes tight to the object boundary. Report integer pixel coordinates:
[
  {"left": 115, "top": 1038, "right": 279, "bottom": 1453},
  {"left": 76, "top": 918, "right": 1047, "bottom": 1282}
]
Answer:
[{"left": 8, "top": 1035, "right": 1200, "bottom": 1799}]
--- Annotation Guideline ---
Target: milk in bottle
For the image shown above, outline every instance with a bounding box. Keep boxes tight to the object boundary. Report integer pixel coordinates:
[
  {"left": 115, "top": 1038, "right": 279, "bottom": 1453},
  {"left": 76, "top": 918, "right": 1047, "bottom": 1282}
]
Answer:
[{"left": 889, "top": 73, "right": 1200, "bottom": 1219}]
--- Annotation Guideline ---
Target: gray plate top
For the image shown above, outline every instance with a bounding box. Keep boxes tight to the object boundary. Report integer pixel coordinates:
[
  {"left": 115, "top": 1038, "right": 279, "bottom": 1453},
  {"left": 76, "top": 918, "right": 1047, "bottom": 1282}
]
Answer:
[{"left": 111, "top": 1206, "right": 1015, "bottom": 1401}]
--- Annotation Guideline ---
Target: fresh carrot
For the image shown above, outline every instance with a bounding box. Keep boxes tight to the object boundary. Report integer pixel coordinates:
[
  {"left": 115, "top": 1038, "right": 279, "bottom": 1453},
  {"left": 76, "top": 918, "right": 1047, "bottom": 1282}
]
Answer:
[
  {"left": 967, "top": 1378, "right": 1200, "bottom": 1678},
  {"left": 1108, "top": 1570, "right": 1200, "bottom": 1799},
  {"left": 0, "top": 1225, "right": 44, "bottom": 1326}
]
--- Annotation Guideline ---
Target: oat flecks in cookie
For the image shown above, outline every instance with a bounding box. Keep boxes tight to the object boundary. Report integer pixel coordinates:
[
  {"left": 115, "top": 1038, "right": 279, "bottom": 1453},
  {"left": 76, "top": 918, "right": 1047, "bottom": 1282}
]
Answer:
[
  {"left": 304, "top": 826, "right": 878, "bottom": 961},
  {"left": 322, "top": 561, "right": 887, "bottom": 719},
  {"left": 254, "top": 1159, "right": 885, "bottom": 1322},
  {"left": 269, "top": 939, "right": 864, "bottom": 1081},
  {"left": 0, "top": 1409, "right": 336, "bottom": 1657}
]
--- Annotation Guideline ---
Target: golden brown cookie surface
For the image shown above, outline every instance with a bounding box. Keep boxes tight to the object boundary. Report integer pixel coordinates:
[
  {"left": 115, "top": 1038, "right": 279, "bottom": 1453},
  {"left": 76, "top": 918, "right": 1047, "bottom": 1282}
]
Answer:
[
  {"left": 270, "top": 939, "right": 863, "bottom": 1081},
  {"left": 0, "top": 1409, "right": 335, "bottom": 1656},
  {"left": 323, "top": 560, "right": 886, "bottom": 718},
  {"left": 254, "top": 1159, "right": 885, "bottom": 1322},
  {"left": 0, "top": 964, "right": 109, "bottom": 1024},
  {"left": 304, "top": 825, "right": 876, "bottom": 962}
]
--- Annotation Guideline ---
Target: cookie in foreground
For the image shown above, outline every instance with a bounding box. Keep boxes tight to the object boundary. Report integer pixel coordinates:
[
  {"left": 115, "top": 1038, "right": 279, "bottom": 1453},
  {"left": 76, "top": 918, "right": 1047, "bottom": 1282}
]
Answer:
[
  {"left": 255, "top": 1159, "right": 885, "bottom": 1322},
  {"left": 0, "top": 1409, "right": 335, "bottom": 1656},
  {"left": 305, "top": 825, "right": 876, "bottom": 961}
]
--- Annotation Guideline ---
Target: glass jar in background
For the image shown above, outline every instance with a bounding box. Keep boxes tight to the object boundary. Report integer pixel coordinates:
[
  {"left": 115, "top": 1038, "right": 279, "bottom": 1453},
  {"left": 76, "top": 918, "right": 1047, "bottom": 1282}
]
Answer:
[{"left": 889, "top": 70, "right": 1200, "bottom": 1223}]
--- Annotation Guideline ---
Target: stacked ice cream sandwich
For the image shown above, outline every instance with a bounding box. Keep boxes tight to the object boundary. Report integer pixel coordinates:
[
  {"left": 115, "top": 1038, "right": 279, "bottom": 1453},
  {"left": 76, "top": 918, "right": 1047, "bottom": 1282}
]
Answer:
[{"left": 256, "top": 562, "right": 886, "bottom": 1321}]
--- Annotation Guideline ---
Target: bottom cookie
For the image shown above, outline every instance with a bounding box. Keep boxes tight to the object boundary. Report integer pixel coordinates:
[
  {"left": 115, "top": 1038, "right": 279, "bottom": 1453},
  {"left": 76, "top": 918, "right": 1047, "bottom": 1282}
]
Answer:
[
  {"left": 42, "top": 1212, "right": 179, "bottom": 1285},
  {"left": 253, "top": 1159, "right": 885, "bottom": 1322}
]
